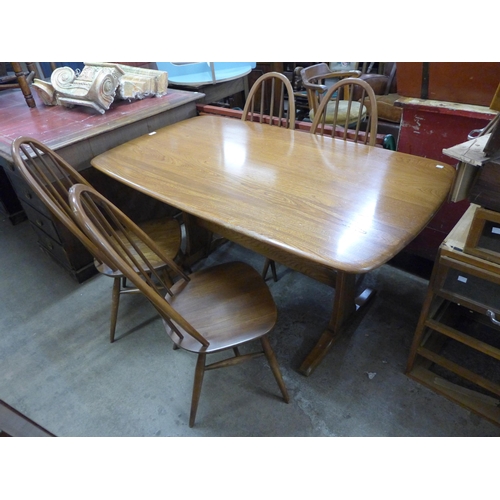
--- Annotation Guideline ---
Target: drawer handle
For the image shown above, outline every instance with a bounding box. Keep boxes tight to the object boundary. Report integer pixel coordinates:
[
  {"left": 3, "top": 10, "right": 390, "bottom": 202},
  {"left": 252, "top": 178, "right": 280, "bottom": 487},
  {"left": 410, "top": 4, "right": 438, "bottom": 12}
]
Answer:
[
  {"left": 25, "top": 191, "right": 33, "bottom": 200},
  {"left": 35, "top": 219, "right": 44, "bottom": 227},
  {"left": 486, "top": 310, "right": 500, "bottom": 327}
]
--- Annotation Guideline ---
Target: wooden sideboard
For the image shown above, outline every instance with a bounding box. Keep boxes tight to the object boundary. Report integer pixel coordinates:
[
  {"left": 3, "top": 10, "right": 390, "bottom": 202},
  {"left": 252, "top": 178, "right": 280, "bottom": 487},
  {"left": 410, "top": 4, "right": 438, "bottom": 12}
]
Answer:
[{"left": 0, "top": 87, "right": 203, "bottom": 282}]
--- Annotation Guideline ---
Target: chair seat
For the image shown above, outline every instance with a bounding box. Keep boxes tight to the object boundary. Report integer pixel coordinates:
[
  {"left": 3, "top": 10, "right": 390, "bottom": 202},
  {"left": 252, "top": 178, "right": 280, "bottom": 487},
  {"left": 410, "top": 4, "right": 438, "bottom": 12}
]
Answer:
[
  {"left": 309, "top": 100, "right": 367, "bottom": 125},
  {"left": 95, "top": 217, "right": 181, "bottom": 276},
  {"left": 165, "top": 262, "right": 277, "bottom": 353}
]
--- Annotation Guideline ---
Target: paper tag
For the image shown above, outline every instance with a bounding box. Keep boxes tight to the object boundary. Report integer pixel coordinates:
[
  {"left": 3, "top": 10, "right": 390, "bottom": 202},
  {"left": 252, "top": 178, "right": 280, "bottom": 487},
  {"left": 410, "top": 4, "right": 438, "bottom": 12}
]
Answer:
[
  {"left": 492, "top": 227, "right": 500, "bottom": 235},
  {"left": 457, "top": 275, "right": 467, "bottom": 283}
]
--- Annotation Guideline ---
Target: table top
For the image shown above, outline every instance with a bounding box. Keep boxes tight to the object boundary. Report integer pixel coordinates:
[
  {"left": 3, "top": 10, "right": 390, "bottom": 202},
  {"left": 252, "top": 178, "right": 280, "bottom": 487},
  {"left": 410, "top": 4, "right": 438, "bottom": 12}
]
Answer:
[
  {"left": 91, "top": 115, "right": 455, "bottom": 274},
  {"left": 0, "top": 87, "right": 202, "bottom": 161}
]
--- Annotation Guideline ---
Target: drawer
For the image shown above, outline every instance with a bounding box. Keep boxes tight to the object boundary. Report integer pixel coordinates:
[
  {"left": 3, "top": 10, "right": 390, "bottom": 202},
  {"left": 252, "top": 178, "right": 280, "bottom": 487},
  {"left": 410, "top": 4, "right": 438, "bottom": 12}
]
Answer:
[
  {"left": 23, "top": 203, "right": 62, "bottom": 244},
  {"left": 5, "top": 167, "right": 51, "bottom": 216},
  {"left": 31, "top": 224, "right": 73, "bottom": 271},
  {"left": 442, "top": 267, "right": 500, "bottom": 313},
  {"left": 30, "top": 221, "right": 94, "bottom": 271}
]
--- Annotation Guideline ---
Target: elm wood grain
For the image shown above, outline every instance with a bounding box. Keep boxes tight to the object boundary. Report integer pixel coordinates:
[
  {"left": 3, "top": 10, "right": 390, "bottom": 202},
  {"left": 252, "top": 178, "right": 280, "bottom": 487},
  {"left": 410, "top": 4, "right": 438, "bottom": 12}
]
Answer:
[
  {"left": 11, "top": 137, "right": 182, "bottom": 343},
  {"left": 91, "top": 114, "right": 455, "bottom": 375},
  {"left": 69, "top": 184, "right": 289, "bottom": 427}
]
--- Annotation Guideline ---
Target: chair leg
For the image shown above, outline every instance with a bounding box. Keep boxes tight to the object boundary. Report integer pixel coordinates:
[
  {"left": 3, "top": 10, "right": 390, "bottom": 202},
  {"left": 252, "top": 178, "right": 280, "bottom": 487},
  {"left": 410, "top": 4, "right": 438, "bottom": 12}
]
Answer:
[
  {"left": 109, "top": 277, "right": 121, "bottom": 343},
  {"left": 262, "top": 258, "right": 278, "bottom": 282},
  {"left": 11, "top": 62, "right": 36, "bottom": 108},
  {"left": 189, "top": 353, "right": 206, "bottom": 427},
  {"left": 261, "top": 336, "right": 289, "bottom": 403}
]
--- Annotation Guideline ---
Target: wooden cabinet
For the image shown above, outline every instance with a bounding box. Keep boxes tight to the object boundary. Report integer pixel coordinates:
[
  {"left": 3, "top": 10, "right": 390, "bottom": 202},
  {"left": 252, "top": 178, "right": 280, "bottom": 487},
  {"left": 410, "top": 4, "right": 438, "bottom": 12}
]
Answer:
[
  {"left": 397, "top": 62, "right": 500, "bottom": 107},
  {"left": 396, "top": 97, "right": 497, "bottom": 261},
  {"left": 0, "top": 87, "right": 202, "bottom": 282},
  {"left": 407, "top": 204, "right": 500, "bottom": 426}
]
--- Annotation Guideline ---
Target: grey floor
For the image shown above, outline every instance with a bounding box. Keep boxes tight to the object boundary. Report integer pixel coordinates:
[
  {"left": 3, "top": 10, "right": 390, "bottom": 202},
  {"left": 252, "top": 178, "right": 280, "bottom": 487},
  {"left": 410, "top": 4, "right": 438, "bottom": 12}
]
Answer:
[{"left": 1, "top": 214, "right": 499, "bottom": 438}]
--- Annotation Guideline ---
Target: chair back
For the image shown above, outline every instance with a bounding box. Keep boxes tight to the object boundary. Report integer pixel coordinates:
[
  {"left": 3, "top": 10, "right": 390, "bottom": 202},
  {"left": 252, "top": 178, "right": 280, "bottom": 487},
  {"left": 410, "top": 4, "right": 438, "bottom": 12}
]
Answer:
[
  {"left": 242, "top": 72, "right": 295, "bottom": 128},
  {"left": 68, "top": 183, "right": 210, "bottom": 348},
  {"left": 10, "top": 136, "right": 111, "bottom": 266},
  {"left": 310, "top": 77, "right": 379, "bottom": 146},
  {"left": 300, "top": 63, "right": 361, "bottom": 116}
]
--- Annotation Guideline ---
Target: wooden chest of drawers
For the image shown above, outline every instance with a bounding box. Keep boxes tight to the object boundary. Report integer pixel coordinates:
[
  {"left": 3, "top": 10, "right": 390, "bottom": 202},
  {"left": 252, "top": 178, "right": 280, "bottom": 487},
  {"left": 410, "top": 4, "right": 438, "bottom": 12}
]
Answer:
[{"left": 0, "top": 87, "right": 202, "bottom": 282}]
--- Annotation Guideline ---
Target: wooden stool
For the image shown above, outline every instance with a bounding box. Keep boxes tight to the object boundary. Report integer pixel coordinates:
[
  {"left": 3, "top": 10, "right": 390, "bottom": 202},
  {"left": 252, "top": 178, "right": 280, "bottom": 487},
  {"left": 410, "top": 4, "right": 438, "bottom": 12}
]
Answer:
[{"left": 406, "top": 204, "right": 500, "bottom": 426}]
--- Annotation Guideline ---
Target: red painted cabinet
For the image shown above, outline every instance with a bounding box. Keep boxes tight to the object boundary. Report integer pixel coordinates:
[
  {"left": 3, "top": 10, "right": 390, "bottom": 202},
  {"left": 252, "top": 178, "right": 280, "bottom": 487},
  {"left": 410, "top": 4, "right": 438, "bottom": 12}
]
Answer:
[{"left": 396, "top": 98, "right": 496, "bottom": 261}]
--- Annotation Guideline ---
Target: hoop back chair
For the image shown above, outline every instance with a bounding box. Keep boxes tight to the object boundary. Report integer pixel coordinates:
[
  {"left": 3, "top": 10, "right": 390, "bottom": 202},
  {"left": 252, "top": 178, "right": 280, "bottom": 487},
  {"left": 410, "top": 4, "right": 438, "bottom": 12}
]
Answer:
[
  {"left": 242, "top": 71, "right": 296, "bottom": 128},
  {"left": 10, "top": 137, "right": 182, "bottom": 343},
  {"left": 311, "top": 77, "right": 379, "bottom": 147},
  {"left": 242, "top": 72, "right": 296, "bottom": 282},
  {"left": 68, "top": 184, "right": 289, "bottom": 427}
]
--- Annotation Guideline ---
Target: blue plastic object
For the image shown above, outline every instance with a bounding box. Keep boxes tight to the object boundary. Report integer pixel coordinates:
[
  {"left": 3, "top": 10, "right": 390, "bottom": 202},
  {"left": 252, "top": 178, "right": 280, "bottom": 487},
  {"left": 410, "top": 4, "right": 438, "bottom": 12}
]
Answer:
[{"left": 156, "top": 62, "right": 255, "bottom": 86}]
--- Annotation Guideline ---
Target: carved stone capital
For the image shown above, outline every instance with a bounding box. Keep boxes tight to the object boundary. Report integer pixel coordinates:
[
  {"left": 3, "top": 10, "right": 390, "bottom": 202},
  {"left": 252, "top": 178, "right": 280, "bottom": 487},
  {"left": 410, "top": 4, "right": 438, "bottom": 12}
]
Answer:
[{"left": 32, "top": 63, "right": 169, "bottom": 114}]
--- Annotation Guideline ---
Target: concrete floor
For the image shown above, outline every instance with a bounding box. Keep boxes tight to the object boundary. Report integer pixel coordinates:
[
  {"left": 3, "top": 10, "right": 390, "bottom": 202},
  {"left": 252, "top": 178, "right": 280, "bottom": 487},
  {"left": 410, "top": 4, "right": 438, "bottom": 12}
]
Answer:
[{"left": 1, "top": 215, "right": 499, "bottom": 437}]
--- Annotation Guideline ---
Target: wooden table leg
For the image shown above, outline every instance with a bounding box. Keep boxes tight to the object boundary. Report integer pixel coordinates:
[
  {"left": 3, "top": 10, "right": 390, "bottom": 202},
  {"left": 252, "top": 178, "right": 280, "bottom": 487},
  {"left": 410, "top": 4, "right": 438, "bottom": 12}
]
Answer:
[
  {"left": 299, "top": 271, "right": 375, "bottom": 376},
  {"left": 182, "top": 213, "right": 213, "bottom": 266}
]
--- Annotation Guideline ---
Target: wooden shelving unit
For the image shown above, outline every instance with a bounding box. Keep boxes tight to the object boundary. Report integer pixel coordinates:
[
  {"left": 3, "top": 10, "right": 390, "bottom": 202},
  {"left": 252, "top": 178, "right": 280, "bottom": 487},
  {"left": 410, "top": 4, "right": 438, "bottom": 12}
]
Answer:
[{"left": 406, "top": 204, "right": 500, "bottom": 426}]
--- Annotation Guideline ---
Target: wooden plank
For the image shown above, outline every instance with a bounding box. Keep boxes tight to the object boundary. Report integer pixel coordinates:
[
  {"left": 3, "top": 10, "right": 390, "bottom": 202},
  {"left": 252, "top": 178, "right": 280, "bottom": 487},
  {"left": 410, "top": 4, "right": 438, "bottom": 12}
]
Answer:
[
  {"left": 417, "top": 346, "right": 500, "bottom": 397},
  {"left": 442, "top": 203, "right": 479, "bottom": 251},
  {"left": 443, "top": 134, "right": 491, "bottom": 166},
  {"left": 425, "top": 318, "right": 500, "bottom": 361},
  {"left": 408, "top": 364, "right": 500, "bottom": 426}
]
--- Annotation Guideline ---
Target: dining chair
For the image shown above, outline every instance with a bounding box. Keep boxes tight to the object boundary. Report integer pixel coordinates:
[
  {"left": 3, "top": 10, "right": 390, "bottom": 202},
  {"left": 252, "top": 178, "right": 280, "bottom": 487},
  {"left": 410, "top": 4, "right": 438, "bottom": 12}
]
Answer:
[
  {"left": 300, "top": 63, "right": 362, "bottom": 124},
  {"left": 10, "top": 137, "right": 183, "bottom": 343},
  {"left": 242, "top": 71, "right": 296, "bottom": 128},
  {"left": 242, "top": 72, "right": 296, "bottom": 282},
  {"left": 310, "top": 77, "right": 378, "bottom": 146},
  {"left": 68, "top": 183, "right": 290, "bottom": 427}
]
